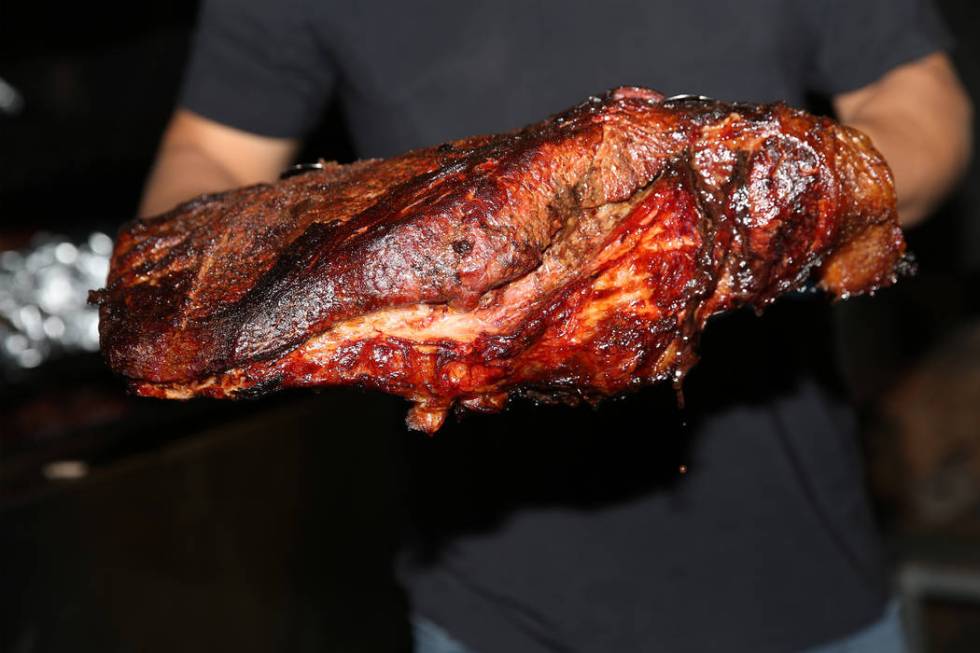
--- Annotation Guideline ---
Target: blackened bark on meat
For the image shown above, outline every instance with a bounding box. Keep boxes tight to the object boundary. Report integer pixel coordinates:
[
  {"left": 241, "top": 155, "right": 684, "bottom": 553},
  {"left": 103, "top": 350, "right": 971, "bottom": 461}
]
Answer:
[{"left": 96, "top": 87, "right": 905, "bottom": 432}]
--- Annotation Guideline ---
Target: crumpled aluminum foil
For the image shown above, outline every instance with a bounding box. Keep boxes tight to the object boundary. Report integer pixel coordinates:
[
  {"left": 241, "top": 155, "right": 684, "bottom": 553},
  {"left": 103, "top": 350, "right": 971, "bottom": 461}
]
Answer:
[{"left": 1, "top": 232, "right": 112, "bottom": 372}]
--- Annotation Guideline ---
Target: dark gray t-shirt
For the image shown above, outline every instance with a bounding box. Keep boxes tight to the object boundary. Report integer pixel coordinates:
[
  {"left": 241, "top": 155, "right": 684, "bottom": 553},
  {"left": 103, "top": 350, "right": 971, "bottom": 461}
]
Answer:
[{"left": 180, "top": 2, "right": 949, "bottom": 651}]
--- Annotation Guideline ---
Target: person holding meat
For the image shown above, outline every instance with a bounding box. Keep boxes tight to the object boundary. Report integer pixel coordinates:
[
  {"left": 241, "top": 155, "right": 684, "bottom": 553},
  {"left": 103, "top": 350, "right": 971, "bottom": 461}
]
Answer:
[{"left": 141, "top": 1, "right": 971, "bottom": 651}]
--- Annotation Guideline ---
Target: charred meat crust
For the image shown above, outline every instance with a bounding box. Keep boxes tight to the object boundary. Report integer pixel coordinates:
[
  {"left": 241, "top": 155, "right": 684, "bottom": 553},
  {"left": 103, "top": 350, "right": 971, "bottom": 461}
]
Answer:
[{"left": 97, "top": 87, "right": 904, "bottom": 432}]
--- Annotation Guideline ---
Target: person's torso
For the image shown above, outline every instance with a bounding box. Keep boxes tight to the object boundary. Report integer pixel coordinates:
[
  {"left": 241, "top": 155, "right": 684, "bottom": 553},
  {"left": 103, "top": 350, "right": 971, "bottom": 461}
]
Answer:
[{"left": 299, "top": 4, "right": 887, "bottom": 651}]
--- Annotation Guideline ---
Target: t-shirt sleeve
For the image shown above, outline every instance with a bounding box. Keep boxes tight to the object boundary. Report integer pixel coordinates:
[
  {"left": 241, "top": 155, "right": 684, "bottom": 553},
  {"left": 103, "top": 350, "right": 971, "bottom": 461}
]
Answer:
[
  {"left": 805, "top": 0, "right": 953, "bottom": 96},
  {"left": 179, "top": 0, "right": 335, "bottom": 138}
]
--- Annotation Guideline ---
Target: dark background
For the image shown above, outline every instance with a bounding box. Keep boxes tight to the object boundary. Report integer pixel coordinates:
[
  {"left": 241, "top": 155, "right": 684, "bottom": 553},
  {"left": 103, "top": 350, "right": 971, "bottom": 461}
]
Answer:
[{"left": 1, "top": 2, "right": 979, "bottom": 651}]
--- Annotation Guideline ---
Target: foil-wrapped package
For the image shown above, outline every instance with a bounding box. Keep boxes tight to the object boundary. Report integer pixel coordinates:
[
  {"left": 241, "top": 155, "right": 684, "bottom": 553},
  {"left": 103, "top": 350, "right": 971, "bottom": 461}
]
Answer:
[{"left": 1, "top": 232, "right": 112, "bottom": 373}]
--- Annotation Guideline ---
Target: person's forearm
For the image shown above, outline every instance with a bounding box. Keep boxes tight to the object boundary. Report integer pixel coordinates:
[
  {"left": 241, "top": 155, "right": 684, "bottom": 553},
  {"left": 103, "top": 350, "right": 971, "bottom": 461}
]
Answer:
[
  {"left": 846, "top": 105, "right": 972, "bottom": 227},
  {"left": 836, "top": 54, "right": 973, "bottom": 227},
  {"left": 139, "top": 143, "right": 246, "bottom": 217},
  {"left": 139, "top": 110, "right": 299, "bottom": 218}
]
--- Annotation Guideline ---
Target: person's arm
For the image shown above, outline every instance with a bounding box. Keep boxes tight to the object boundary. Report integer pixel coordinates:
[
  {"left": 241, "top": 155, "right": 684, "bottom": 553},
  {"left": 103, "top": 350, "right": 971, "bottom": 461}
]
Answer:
[
  {"left": 139, "top": 109, "right": 300, "bottom": 217},
  {"left": 834, "top": 52, "right": 973, "bottom": 227}
]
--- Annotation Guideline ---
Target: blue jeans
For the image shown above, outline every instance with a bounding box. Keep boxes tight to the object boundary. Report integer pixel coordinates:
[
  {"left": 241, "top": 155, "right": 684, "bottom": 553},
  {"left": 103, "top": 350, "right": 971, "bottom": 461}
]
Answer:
[
  {"left": 413, "top": 618, "right": 476, "bottom": 653},
  {"left": 413, "top": 600, "right": 906, "bottom": 653},
  {"left": 803, "top": 600, "right": 906, "bottom": 653}
]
